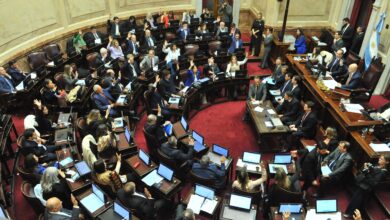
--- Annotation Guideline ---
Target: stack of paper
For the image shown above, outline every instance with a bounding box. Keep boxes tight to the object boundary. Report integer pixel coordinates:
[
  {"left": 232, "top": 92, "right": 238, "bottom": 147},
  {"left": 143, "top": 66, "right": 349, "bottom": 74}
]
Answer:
[
  {"left": 323, "top": 79, "right": 338, "bottom": 89},
  {"left": 344, "top": 104, "right": 364, "bottom": 114},
  {"left": 187, "top": 194, "right": 218, "bottom": 214},
  {"left": 254, "top": 106, "right": 263, "bottom": 112},
  {"left": 270, "top": 90, "right": 281, "bottom": 96},
  {"left": 321, "top": 165, "right": 332, "bottom": 175},
  {"left": 265, "top": 121, "right": 273, "bottom": 128},
  {"left": 369, "top": 143, "right": 390, "bottom": 152},
  {"left": 252, "top": 100, "right": 260, "bottom": 105}
]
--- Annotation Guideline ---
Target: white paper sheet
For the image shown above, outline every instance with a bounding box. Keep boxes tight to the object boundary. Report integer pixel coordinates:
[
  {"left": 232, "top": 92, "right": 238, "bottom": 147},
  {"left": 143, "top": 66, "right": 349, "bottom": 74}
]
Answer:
[
  {"left": 344, "top": 104, "right": 364, "bottom": 114},
  {"left": 187, "top": 194, "right": 204, "bottom": 214},
  {"left": 370, "top": 143, "right": 390, "bottom": 152},
  {"left": 265, "top": 121, "right": 273, "bottom": 127},
  {"left": 254, "top": 106, "right": 263, "bottom": 112},
  {"left": 142, "top": 170, "right": 163, "bottom": 186},
  {"left": 380, "top": 108, "right": 390, "bottom": 121},
  {"left": 267, "top": 109, "right": 276, "bottom": 114},
  {"left": 323, "top": 79, "right": 338, "bottom": 89},
  {"left": 321, "top": 165, "right": 332, "bottom": 175},
  {"left": 270, "top": 90, "right": 281, "bottom": 96},
  {"left": 305, "top": 209, "right": 341, "bottom": 220},
  {"left": 201, "top": 199, "right": 218, "bottom": 214},
  {"left": 252, "top": 100, "right": 260, "bottom": 105}
]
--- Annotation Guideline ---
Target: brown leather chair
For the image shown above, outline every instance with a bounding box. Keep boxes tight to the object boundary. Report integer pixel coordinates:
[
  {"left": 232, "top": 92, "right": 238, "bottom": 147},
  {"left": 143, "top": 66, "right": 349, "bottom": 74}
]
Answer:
[
  {"left": 208, "top": 41, "right": 221, "bottom": 56},
  {"left": 76, "top": 117, "right": 87, "bottom": 140},
  {"left": 42, "top": 43, "right": 63, "bottom": 64},
  {"left": 156, "top": 148, "right": 188, "bottom": 180},
  {"left": 165, "top": 32, "right": 176, "bottom": 42},
  {"left": 27, "top": 52, "right": 49, "bottom": 71},
  {"left": 21, "top": 181, "right": 45, "bottom": 215},
  {"left": 142, "top": 128, "right": 160, "bottom": 163},
  {"left": 263, "top": 184, "right": 304, "bottom": 218},
  {"left": 185, "top": 44, "right": 199, "bottom": 56},
  {"left": 232, "top": 187, "right": 263, "bottom": 212},
  {"left": 189, "top": 170, "right": 218, "bottom": 190},
  {"left": 86, "top": 52, "right": 100, "bottom": 70}
]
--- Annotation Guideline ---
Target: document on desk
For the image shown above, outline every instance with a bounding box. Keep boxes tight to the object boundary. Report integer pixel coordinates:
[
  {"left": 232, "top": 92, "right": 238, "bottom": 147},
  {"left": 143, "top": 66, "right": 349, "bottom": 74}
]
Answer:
[
  {"left": 267, "top": 109, "right": 276, "bottom": 115},
  {"left": 323, "top": 79, "right": 338, "bottom": 89},
  {"left": 263, "top": 77, "right": 276, "bottom": 85},
  {"left": 201, "top": 199, "right": 218, "bottom": 214},
  {"left": 265, "top": 121, "right": 273, "bottom": 128},
  {"left": 236, "top": 159, "right": 259, "bottom": 172},
  {"left": 344, "top": 103, "right": 364, "bottom": 114},
  {"left": 321, "top": 165, "right": 332, "bottom": 175},
  {"left": 187, "top": 194, "right": 205, "bottom": 214},
  {"left": 252, "top": 100, "right": 260, "bottom": 105},
  {"left": 269, "top": 90, "right": 281, "bottom": 96},
  {"left": 142, "top": 170, "right": 163, "bottom": 186},
  {"left": 306, "top": 209, "right": 341, "bottom": 220},
  {"left": 370, "top": 143, "right": 390, "bottom": 152},
  {"left": 254, "top": 106, "right": 263, "bottom": 112}
]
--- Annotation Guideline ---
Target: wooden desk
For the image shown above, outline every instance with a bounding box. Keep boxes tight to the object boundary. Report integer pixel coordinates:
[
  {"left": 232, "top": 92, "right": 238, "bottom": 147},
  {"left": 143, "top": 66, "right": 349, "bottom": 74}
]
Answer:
[
  {"left": 56, "top": 147, "right": 75, "bottom": 169},
  {"left": 126, "top": 155, "right": 157, "bottom": 178},
  {"left": 97, "top": 206, "right": 140, "bottom": 220},
  {"left": 151, "top": 177, "right": 182, "bottom": 201},
  {"left": 65, "top": 167, "right": 91, "bottom": 193},
  {"left": 182, "top": 188, "right": 222, "bottom": 220}
]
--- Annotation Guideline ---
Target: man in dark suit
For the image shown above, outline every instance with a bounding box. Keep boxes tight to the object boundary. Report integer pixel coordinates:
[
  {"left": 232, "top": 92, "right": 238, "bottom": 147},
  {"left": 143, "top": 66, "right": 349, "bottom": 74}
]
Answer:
[
  {"left": 351, "top": 26, "right": 365, "bottom": 54},
  {"left": 125, "top": 33, "right": 140, "bottom": 56},
  {"left": 337, "top": 63, "right": 362, "bottom": 89},
  {"left": 140, "top": 48, "right": 159, "bottom": 72},
  {"left": 41, "top": 79, "right": 66, "bottom": 105},
  {"left": 192, "top": 155, "right": 227, "bottom": 189},
  {"left": 260, "top": 27, "right": 274, "bottom": 69},
  {"left": 290, "top": 75, "right": 301, "bottom": 100},
  {"left": 289, "top": 101, "right": 317, "bottom": 139},
  {"left": 117, "top": 182, "right": 169, "bottom": 220},
  {"left": 109, "top": 16, "right": 121, "bottom": 38},
  {"left": 0, "top": 67, "right": 16, "bottom": 94},
  {"left": 161, "top": 136, "right": 195, "bottom": 166},
  {"left": 229, "top": 23, "right": 241, "bottom": 37},
  {"left": 21, "top": 128, "right": 57, "bottom": 163},
  {"left": 157, "top": 70, "right": 178, "bottom": 100},
  {"left": 92, "top": 84, "right": 117, "bottom": 116},
  {"left": 83, "top": 26, "right": 105, "bottom": 48},
  {"left": 143, "top": 29, "right": 157, "bottom": 49},
  {"left": 203, "top": 57, "right": 221, "bottom": 78},
  {"left": 279, "top": 72, "right": 293, "bottom": 97},
  {"left": 7, "top": 61, "right": 27, "bottom": 85},
  {"left": 314, "top": 141, "right": 353, "bottom": 198},
  {"left": 178, "top": 22, "right": 191, "bottom": 41},
  {"left": 331, "top": 31, "right": 345, "bottom": 53},
  {"left": 144, "top": 107, "right": 169, "bottom": 145},
  {"left": 45, "top": 196, "right": 80, "bottom": 220},
  {"left": 248, "top": 76, "right": 267, "bottom": 102},
  {"left": 341, "top": 18, "right": 354, "bottom": 49},
  {"left": 277, "top": 91, "right": 301, "bottom": 124},
  {"left": 123, "top": 54, "right": 141, "bottom": 83},
  {"left": 327, "top": 49, "right": 347, "bottom": 78},
  {"left": 228, "top": 33, "right": 243, "bottom": 54}
]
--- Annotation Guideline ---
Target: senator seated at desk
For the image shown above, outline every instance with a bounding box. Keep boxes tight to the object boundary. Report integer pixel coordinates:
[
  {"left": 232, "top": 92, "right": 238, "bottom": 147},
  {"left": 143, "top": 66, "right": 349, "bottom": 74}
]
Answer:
[
  {"left": 336, "top": 63, "right": 362, "bottom": 90},
  {"left": 44, "top": 196, "right": 81, "bottom": 220},
  {"left": 92, "top": 84, "right": 118, "bottom": 116},
  {"left": 83, "top": 26, "right": 105, "bottom": 48},
  {"left": 0, "top": 66, "right": 16, "bottom": 94},
  {"left": 161, "top": 136, "right": 195, "bottom": 167},
  {"left": 192, "top": 155, "right": 227, "bottom": 189},
  {"left": 21, "top": 128, "right": 58, "bottom": 163},
  {"left": 144, "top": 112, "right": 170, "bottom": 145},
  {"left": 327, "top": 49, "right": 347, "bottom": 78},
  {"left": 232, "top": 162, "right": 267, "bottom": 192},
  {"left": 41, "top": 79, "right": 67, "bottom": 106},
  {"left": 7, "top": 60, "right": 27, "bottom": 85},
  {"left": 140, "top": 48, "right": 159, "bottom": 72},
  {"left": 276, "top": 91, "right": 301, "bottom": 124},
  {"left": 122, "top": 54, "right": 141, "bottom": 83}
]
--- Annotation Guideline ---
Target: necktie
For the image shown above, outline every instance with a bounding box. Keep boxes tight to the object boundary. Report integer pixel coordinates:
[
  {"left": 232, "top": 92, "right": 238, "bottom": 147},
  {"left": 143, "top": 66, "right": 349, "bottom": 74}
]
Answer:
[
  {"left": 330, "top": 58, "right": 338, "bottom": 71},
  {"left": 133, "top": 42, "right": 137, "bottom": 54},
  {"left": 345, "top": 72, "right": 353, "bottom": 85},
  {"left": 281, "top": 81, "right": 290, "bottom": 93},
  {"left": 255, "top": 86, "right": 259, "bottom": 100},
  {"left": 329, "top": 153, "right": 344, "bottom": 170},
  {"left": 94, "top": 33, "right": 99, "bottom": 39},
  {"left": 300, "top": 112, "right": 309, "bottom": 127}
]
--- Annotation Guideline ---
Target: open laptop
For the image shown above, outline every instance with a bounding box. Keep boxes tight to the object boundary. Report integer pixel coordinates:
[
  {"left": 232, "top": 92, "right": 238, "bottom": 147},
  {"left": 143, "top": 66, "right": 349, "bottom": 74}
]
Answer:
[
  {"left": 193, "top": 140, "right": 207, "bottom": 152},
  {"left": 113, "top": 201, "right": 131, "bottom": 220},
  {"left": 59, "top": 156, "right": 74, "bottom": 168},
  {"left": 212, "top": 144, "right": 229, "bottom": 157},
  {"left": 195, "top": 184, "right": 215, "bottom": 200},
  {"left": 113, "top": 117, "right": 124, "bottom": 129},
  {"left": 173, "top": 116, "right": 189, "bottom": 140},
  {"left": 278, "top": 203, "right": 303, "bottom": 214},
  {"left": 139, "top": 149, "right": 150, "bottom": 166},
  {"left": 80, "top": 184, "right": 106, "bottom": 214},
  {"left": 316, "top": 199, "right": 338, "bottom": 213},
  {"left": 181, "top": 116, "right": 189, "bottom": 131},
  {"left": 0, "top": 205, "right": 9, "bottom": 219},
  {"left": 268, "top": 163, "right": 288, "bottom": 174},
  {"left": 55, "top": 128, "right": 69, "bottom": 142},
  {"left": 142, "top": 163, "right": 174, "bottom": 186},
  {"left": 74, "top": 160, "right": 92, "bottom": 177},
  {"left": 58, "top": 113, "right": 71, "bottom": 124},
  {"left": 274, "top": 154, "right": 292, "bottom": 164},
  {"left": 124, "top": 127, "right": 132, "bottom": 144},
  {"left": 192, "top": 130, "right": 204, "bottom": 145},
  {"left": 242, "top": 152, "right": 261, "bottom": 164},
  {"left": 229, "top": 194, "right": 252, "bottom": 212},
  {"left": 164, "top": 123, "right": 173, "bottom": 136}
]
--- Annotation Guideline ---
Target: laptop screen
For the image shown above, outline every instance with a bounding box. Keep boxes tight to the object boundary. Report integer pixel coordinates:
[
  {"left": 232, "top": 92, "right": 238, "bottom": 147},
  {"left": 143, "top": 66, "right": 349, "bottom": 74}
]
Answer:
[
  {"left": 114, "top": 202, "right": 130, "bottom": 220},
  {"left": 212, "top": 144, "right": 228, "bottom": 157},
  {"left": 229, "top": 194, "right": 252, "bottom": 211},
  {"left": 0, "top": 206, "right": 8, "bottom": 219},
  {"left": 192, "top": 130, "right": 204, "bottom": 144},
  {"left": 74, "top": 161, "right": 91, "bottom": 176},
  {"left": 157, "top": 163, "right": 174, "bottom": 181},
  {"left": 194, "top": 141, "right": 206, "bottom": 152},
  {"left": 279, "top": 203, "right": 302, "bottom": 214},
  {"left": 195, "top": 184, "right": 215, "bottom": 200},
  {"left": 316, "top": 199, "right": 337, "bottom": 213},
  {"left": 180, "top": 117, "right": 188, "bottom": 131},
  {"left": 125, "top": 127, "right": 131, "bottom": 143},
  {"left": 139, "top": 149, "right": 150, "bottom": 165},
  {"left": 274, "top": 154, "right": 292, "bottom": 164},
  {"left": 92, "top": 184, "right": 105, "bottom": 202},
  {"left": 242, "top": 152, "right": 261, "bottom": 164},
  {"left": 268, "top": 164, "right": 288, "bottom": 174},
  {"left": 164, "top": 124, "right": 173, "bottom": 136}
]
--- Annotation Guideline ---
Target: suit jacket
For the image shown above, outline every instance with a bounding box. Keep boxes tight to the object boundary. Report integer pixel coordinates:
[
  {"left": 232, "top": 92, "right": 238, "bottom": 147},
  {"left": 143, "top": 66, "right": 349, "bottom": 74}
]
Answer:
[
  {"left": 178, "top": 28, "right": 191, "bottom": 40},
  {"left": 0, "top": 76, "right": 15, "bottom": 94},
  {"left": 279, "top": 80, "right": 292, "bottom": 96},
  {"left": 144, "top": 115, "right": 166, "bottom": 145},
  {"left": 228, "top": 36, "right": 243, "bottom": 54},
  {"left": 93, "top": 88, "right": 117, "bottom": 115},
  {"left": 192, "top": 162, "right": 226, "bottom": 188},
  {"left": 263, "top": 34, "right": 273, "bottom": 52},
  {"left": 7, "top": 67, "right": 25, "bottom": 84},
  {"left": 290, "top": 85, "right": 301, "bottom": 100},
  {"left": 117, "top": 189, "right": 156, "bottom": 219},
  {"left": 203, "top": 63, "right": 220, "bottom": 76},
  {"left": 83, "top": 31, "right": 105, "bottom": 47},
  {"left": 109, "top": 23, "right": 122, "bottom": 37},
  {"left": 126, "top": 40, "right": 140, "bottom": 55},
  {"left": 158, "top": 78, "right": 176, "bottom": 100},
  {"left": 324, "top": 149, "right": 353, "bottom": 180},
  {"left": 185, "top": 70, "right": 200, "bottom": 87},
  {"left": 44, "top": 207, "right": 80, "bottom": 220},
  {"left": 298, "top": 148, "right": 325, "bottom": 182},
  {"left": 355, "top": 166, "right": 388, "bottom": 191},
  {"left": 295, "top": 35, "right": 307, "bottom": 54},
  {"left": 294, "top": 111, "right": 317, "bottom": 138},
  {"left": 332, "top": 39, "right": 345, "bottom": 52},
  {"left": 341, "top": 71, "right": 362, "bottom": 89},
  {"left": 161, "top": 142, "right": 194, "bottom": 164},
  {"left": 140, "top": 56, "right": 159, "bottom": 72},
  {"left": 42, "top": 88, "right": 60, "bottom": 105},
  {"left": 341, "top": 24, "right": 354, "bottom": 47},
  {"left": 143, "top": 36, "right": 157, "bottom": 49},
  {"left": 123, "top": 61, "right": 141, "bottom": 82},
  {"left": 277, "top": 98, "right": 301, "bottom": 121},
  {"left": 248, "top": 83, "right": 267, "bottom": 101},
  {"left": 43, "top": 178, "right": 73, "bottom": 210},
  {"left": 350, "top": 32, "right": 364, "bottom": 54},
  {"left": 328, "top": 57, "right": 347, "bottom": 77},
  {"left": 21, "top": 139, "right": 45, "bottom": 157}
]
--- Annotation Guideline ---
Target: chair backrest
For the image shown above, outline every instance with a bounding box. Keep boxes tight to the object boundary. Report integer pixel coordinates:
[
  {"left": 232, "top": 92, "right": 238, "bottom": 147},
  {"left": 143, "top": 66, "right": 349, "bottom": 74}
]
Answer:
[
  {"left": 362, "top": 57, "right": 384, "bottom": 92},
  {"left": 268, "top": 184, "right": 304, "bottom": 206},
  {"left": 21, "top": 181, "right": 45, "bottom": 214},
  {"left": 86, "top": 52, "right": 99, "bottom": 69},
  {"left": 27, "top": 52, "right": 49, "bottom": 71},
  {"left": 76, "top": 117, "right": 87, "bottom": 139},
  {"left": 165, "top": 32, "right": 176, "bottom": 42},
  {"left": 345, "top": 51, "right": 361, "bottom": 66},
  {"left": 157, "top": 148, "right": 179, "bottom": 170},
  {"left": 185, "top": 44, "right": 199, "bottom": 56},
  {"left": 232, "top": 187, "right": 262, "bottom": 206},
  {"left": 143, "top": 90, "right": 153, "bottom": 115},
  {"left": 17, "top": 165, "right": 41, "bottom": 186},
  {"left": 208, "top": 41, "right": 222, "bottom": 55},
  {"left": 142, "top": 128, "right": 159, "bottom": 162},
  {"left": 42, "top": 44, "right": 62, "bottom": 61},
  {"left": 189, "top": 170, "right": 217, "bottom": 189}
]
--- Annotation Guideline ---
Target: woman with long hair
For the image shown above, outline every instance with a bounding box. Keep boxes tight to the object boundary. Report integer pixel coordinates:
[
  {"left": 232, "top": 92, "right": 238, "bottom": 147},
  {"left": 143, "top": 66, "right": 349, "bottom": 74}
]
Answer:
[
  {"left": 41, "top": 167, "right": 73, "bottom": 209},
  {"left": 232, "top": 162, "right": 267, "bottom": 192},
  {"left": 294, "top": 28, "right": 307, "bottom": 54},
  {"left": 107, "top": 36, "right": 124, "bottom": 60}
]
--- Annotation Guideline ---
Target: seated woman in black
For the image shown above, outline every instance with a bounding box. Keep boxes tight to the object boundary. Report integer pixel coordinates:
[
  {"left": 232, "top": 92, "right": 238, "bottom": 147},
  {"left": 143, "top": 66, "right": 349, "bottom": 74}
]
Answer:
[
  {"left": 319, "top": 127, "right": 338, "bottom": 153},
  {"left": 273, "top": 167, "right": 301, "bottom": 192},
  {"left": 85, "top": 109, "right": 111, "bottom": 137},
  {"left": 41, "top": 167, "right": 73, "bottom": 210},
  {"left": 23, "top": 153, "right": 47, "bottom": 185},
  {"left": 33, "top": 99, "right": 54, "bottom": 134}
]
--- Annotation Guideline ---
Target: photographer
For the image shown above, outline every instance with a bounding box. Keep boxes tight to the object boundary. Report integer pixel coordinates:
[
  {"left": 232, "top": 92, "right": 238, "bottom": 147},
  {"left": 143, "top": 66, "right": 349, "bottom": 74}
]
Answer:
[
  {"left": 218, "top": 0, "right": 232, "bottom": 23},
  {"left": 343, "top": 155, "right": 389, "bottom": 218}
]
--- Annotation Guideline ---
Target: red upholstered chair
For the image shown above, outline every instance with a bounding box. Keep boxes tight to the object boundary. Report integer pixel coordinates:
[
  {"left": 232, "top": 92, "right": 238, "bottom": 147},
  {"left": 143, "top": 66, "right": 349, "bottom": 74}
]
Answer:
[
  {"left": 208, "top": 40, "right": 221, "bottom": 56},
  {"left": 42, "top": 43, "right": 63, "bottom": 64},
  {"left": 27, "top": 52, "right": 49, "bottom": 71}
]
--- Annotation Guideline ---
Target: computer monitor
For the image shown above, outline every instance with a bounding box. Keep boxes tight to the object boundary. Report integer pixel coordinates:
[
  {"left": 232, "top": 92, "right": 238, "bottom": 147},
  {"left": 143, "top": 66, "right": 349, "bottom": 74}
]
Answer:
[
  {"left": 139, "top": 149, "right": 150, "bottom": 165},
  {"left": 74, "top": 161, "right": 91, "bottom": 177},
  {"left": 125, "top": 127, "right": 131, "bottom": 143},
  {"left": 192, "top": 130, "right": 204, "bottom": 145},
  {"left": 157, "top": 163, "right": 174, "bottom": 181},
  {"left": 0, "top": 206, "right": 8, "bottom": 219},
  {"left": 212, "top": 144, "right": 228, "bottom": 157},
  {"left": 195, "top": 184, "right": 215, "bottom": 200},
  {"left": 92, "top": 184, "right": 105, "bottom": 203},
  {"left": 316, "top": 199, "right": 338, "bottom": 213},
  {"left": 229, "top": 194, "right": 252, "bottom": 211},
  {"left": 278, "top": 203, "right": 303, "bottom": 214},
  {"left": 274, "top": 154, "right": 292, "bottom": 164},
  {"left": 193, "top": 141, "right": 206, "bottom": 152},
  {"left": 242, "top": 152, "right": 261, "bottom": 164},
  {"left": 114, "top": 201, "right": 130, "bottom": 220},
  {"left": 180, "top": 117, "right": 188, "bottom": 131}
]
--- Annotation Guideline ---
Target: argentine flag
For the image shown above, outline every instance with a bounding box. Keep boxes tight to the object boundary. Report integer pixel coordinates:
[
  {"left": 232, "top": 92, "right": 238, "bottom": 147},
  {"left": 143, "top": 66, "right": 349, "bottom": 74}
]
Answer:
[{"left": 364, "top": 13, "right": 386, "bottom": 70}]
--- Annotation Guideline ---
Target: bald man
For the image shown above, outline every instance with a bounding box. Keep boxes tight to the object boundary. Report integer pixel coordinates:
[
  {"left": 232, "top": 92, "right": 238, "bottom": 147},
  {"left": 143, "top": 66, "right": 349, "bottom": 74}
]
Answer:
[
  {"left": 92, "top": 84, "right": 117, "bottom": 116},
  {"left": 144, "top": 104, "right": 171, "bottom": 145},
  {"left": 45, "top": 196, "right": 80, "bottom": 220},
  {"left": 337, "top": 63, "right": 362, "bottom": 89}
]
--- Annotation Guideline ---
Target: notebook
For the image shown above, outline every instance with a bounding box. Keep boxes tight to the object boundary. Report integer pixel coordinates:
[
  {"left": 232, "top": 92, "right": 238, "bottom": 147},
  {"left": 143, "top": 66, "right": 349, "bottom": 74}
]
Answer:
[
  {"left": 80, "top": 184, "right": 105, "bottom": 213},
  {"left": 242, "top": 152, "right": 261, "bottom": 164},
  {"left": 187, "top": 185, "right": 218, "bottom": 215}
]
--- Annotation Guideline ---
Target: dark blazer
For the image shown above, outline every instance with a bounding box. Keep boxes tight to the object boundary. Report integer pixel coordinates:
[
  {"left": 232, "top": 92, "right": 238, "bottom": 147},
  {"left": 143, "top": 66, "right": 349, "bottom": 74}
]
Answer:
[
  {"left": 161, "top": 142, "right": 194, "bottom": 164},
  {"left": 341, "top": 71, "right": 362, "bottom": 89},
  {"left": 44, "top": 207, "right": 80, "bottom": 220},
  {"left": 178, "top": 28, "right": 191, "bottom": 40},
  {"left": 248, "top": 83, "right": 267, "bottom": 101},
  {"left": 109, "top": 23, "right": 122, "bottom": 38},
  {"left": 332, "top": 39, "right": 345, "bottom": 52},
  {"left": 251, "top": 19, "right": 264, "bottom": 38},
  {"left": 323, "top": 148, "right": 353, "bottom": 180},
  {"left": 7, "top": 67, "right": 25, "bottom": 84},
  {"left": 126, "top": 40, "right": 140, "bottom": 55},
  {"left": 298, "top": 148, "right": 325, "bottom": 182},
  {"left": 43, "top": 178, "right": 73, "bottom": 210},
  {"left": 144, "top": 115, "right": 167, "bottom": 145},
  {"left": 355, "top": 167, "right": 388, "bottom": 191},
  {"left": 123, "top": 61, "right": 141, "bottom": 82},
  {"left": 328, "top": 57, "right": 347, "bottom": 77},
  {"left": 93, "top": 88, "right": 117, "bottom": 116},
  {"left": 41, "top": 88, "right": 60, "bottom": 105},
  {"left": 277, "top": 98, "right": 301, "bottom": 122},
  {"left": 280, "top": 80, "right": 292, "bottom": 96},
  {"left": 158, "top": 78, "right": 176, "bottom": 100},
  {"left": 228, "top": 36, "right": 243, "bottom": 54},
  {"left": 117, "top": 189, "right": 156, "bottom": 219},
  {"left": 341, "top": 24, "right": 354, "bottom": 48},
  {"left": 350, "top": 32, "right": 364, "bottom": 54},
  {"left": 290, "top": 85, "right": 301, "bottom": 100},
  {"left": 35, "top": 109, "right": 54, "bottom": 134},
  {"left": 192, "top": 162, "right": 226, "bottom": 188},
  {"left": 294, "top": 111, "right": 317, "bottom": 138},
  {"left": 0, "top": 76, "right": 15, "bottom": 94},
  {"left": 143, "top": 36, "right": 157, "bottom": 48},
  {"left": 21, "top": 139, "right": 46, "bottom": 157},
  {"left": 83, "top": 31, "right": 105, "bottom": 47},
  {"left": 203, "top": 63, "right": 220, "bottom": 76},
  {"left": 319, "top": 138, "right": 339, "bottom": 153}
]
